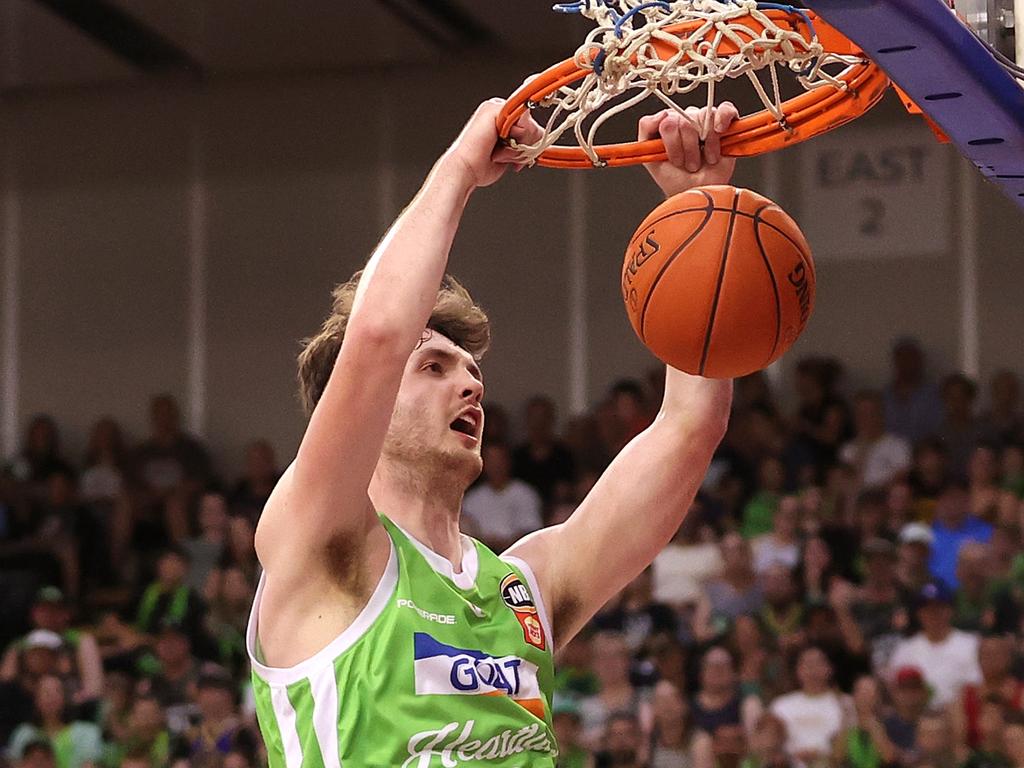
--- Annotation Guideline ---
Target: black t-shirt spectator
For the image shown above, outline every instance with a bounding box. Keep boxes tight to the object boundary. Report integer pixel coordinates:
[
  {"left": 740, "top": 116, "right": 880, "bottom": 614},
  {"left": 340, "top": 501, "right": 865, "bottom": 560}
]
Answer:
[{"left": 512, "top": 441, "right": 575, "bottom": 507}]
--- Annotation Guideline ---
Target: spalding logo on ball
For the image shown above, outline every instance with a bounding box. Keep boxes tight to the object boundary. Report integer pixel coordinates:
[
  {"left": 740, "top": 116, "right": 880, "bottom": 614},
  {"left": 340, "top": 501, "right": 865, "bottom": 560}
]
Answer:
[{"left": 622, "top": 185, "right": 815, "bottom": 378}]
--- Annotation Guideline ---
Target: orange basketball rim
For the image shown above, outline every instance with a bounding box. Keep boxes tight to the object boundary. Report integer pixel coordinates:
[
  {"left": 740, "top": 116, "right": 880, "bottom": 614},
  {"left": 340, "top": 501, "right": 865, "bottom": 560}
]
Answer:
[{"left": 497, "top": 10, "right": 891, "bottom": 168}]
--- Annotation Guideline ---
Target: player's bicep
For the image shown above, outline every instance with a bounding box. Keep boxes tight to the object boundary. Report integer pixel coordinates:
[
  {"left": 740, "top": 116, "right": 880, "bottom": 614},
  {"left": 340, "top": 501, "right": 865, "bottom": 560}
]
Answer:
[
  {"left": 260, "top": 331, "right": 408, "bottom": 565},
  {"left": 507, "top": 421, "right": 718, "bottom": 646}
]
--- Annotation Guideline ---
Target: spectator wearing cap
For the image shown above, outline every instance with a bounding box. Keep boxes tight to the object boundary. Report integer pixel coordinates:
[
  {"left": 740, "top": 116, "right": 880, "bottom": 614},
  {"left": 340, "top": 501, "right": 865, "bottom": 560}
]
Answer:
[
  {"left": 883, "top": 666, "right": 930, "bottom": 766},
  {"left": 5, "top": 673, "right": 102, "bottom": 768},
  {"left": 883, "top": 338, "right": 943, "bottom": 445},
  {"left": 930, "top": 484, "right": 993, "bottom": 589},
  {"left": 888, "top": 580, "right": 982, "bottom": 706},
  {"left": 897, "top": 523, "right": 935, "bottom": 594},
  {"left": 0, "top": 630, "right": 66, "bottom": 746},
  {"left": 950, "top": 634, "right": 1024, "bottom": 754},
  {"left": 0, "top": 588, "right": 103, "bottom": 707},
  {"left": 841, "top": 391, "right": 912, "bottom": 492},
  {"left": 769, "top": 645, "right": 853, "bottom": 767}
]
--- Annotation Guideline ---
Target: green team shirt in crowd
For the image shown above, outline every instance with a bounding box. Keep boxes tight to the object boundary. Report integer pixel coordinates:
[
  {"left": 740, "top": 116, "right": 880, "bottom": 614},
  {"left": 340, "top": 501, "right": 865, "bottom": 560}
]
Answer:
[{"left": 246, "top": 515, "right": 557, "bottom": 767}]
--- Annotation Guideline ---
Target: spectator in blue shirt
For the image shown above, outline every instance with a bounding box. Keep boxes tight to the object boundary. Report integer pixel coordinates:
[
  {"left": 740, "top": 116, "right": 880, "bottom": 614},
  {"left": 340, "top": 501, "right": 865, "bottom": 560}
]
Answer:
[{"left": 930, "top": 483, "right": 993, "bottom": 589}]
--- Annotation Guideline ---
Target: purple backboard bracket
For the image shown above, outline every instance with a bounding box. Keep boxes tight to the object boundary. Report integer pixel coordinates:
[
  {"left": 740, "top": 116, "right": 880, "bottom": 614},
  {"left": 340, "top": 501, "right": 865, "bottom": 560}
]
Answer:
[{"left": 805, "top": 0, "right": 1024, "bottom": 210}]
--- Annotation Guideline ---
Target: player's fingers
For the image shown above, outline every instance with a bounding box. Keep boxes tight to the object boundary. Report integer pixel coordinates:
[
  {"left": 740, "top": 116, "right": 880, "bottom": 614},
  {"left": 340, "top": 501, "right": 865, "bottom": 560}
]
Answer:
[
  {"left": 714, "top": 100, "right": 741, "bottom": 133},
  {"left": 638, "top": 110, "right": 671, "bottom": 142},
  {"left": 659, "top": 113, "right": 688, "bottom": 169},
  {"left": 703, "top": 124, "right": 722, "bottom": 165},
  {"left": 510, "top": 111, "right": 544, "bottom": 145},
  {"left": 679, "top": 108, "right": 703, "bottom": 173},
  {"left": 492, "top": 146, "right": 525, "bottom": 164}
]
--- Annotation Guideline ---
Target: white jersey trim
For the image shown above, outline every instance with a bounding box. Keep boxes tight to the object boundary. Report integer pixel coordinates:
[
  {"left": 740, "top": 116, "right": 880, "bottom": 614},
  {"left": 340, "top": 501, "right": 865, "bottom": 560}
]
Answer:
[
  {"left": 501, "top": 555, "right": 556, "bottom": 655},
  {"left": 270, "top": 685, "right": 304, "bottom": 768},
  {"left": 393, "top": 520, "right": 479, "bottom": 591},
  {"left": 246, "top": 537, "right": 398, "bottom": 686}
]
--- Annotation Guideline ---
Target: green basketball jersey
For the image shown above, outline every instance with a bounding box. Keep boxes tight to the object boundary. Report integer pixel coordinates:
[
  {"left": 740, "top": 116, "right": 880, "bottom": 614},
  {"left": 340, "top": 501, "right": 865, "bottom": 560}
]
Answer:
[{"left": 246, "top": 515, "right": 557, "bottom": 767}]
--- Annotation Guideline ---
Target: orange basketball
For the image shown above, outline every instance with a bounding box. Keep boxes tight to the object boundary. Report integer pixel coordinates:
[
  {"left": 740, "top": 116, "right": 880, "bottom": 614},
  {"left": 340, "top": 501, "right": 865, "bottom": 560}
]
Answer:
[{"left": 622, "top": 185, "right": 815, "bottom": 378}]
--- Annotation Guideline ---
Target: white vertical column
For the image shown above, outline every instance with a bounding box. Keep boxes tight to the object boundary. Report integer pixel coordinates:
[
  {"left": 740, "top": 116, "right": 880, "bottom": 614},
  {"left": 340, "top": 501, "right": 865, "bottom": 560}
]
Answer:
[
  {"left": 568, "top": 172, "right": 588, "bottom": 415},
  {"left": 958, "top": 157, "right": 980, "bottom": 378},
  {"left": 1016, "top": 0, "right": 1024, "bottom": 68},
  {"left": 761, "top": 151, "right": 785, "bottom": 392},
  {"left": 1, "top": 0, "right": 23, "bottom": 458},
  {"left": 1, "top": 129, "right": 19, "bottom": 459},
  {"left": 186, "top": 112, "right": 208, "bottom": 437}
]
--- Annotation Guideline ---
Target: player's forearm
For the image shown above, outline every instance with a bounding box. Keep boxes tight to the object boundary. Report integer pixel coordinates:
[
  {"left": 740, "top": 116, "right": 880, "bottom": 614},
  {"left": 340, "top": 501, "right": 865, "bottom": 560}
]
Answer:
[
  {"left": 346, "top": 154, "right": 476, "bottom": 354},
  {"left": 659, "top": 367, "right": 732, "bottom": 442}
]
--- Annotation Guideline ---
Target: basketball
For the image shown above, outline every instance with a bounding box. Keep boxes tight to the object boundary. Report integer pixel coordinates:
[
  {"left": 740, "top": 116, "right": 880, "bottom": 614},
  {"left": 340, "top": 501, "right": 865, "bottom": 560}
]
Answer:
[{"left": 621, "top": 185, "right": 815, "bottom": 378}]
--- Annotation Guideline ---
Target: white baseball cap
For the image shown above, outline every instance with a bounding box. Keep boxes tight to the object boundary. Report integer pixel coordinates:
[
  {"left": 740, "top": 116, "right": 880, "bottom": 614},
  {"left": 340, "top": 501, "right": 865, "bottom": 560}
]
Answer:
[{"left": 899, "top": 522, "right": 935, "bottom": 547}]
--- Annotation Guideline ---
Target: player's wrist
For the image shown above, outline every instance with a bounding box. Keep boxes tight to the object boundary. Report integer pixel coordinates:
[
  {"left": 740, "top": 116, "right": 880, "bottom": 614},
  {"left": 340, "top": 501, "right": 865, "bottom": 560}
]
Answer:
[{"left": 435, "top": 151, "right": 484, "bottom": 194}]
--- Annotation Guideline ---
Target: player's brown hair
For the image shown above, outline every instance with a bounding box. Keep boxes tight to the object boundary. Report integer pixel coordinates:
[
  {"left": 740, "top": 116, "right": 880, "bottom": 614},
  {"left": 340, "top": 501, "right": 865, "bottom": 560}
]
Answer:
[{"left": 297, "top": 272, "right": 490, "bottom": 417}]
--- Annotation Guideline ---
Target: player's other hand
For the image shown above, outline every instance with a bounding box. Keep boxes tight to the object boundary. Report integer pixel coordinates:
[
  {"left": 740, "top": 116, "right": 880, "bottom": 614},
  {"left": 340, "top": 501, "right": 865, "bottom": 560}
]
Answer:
[
  {"left": 445, "top": 99, "right": 542, "bottom": 189},
  {"left": 639, "top": 103, "right": 739, "bottom": 197}
]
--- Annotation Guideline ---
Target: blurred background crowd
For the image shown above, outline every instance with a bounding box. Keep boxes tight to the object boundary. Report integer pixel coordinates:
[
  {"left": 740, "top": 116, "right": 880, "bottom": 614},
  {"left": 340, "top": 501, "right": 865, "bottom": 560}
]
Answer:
[{"left": 4, "top": 337, "right": 1024, "bottom": 768}]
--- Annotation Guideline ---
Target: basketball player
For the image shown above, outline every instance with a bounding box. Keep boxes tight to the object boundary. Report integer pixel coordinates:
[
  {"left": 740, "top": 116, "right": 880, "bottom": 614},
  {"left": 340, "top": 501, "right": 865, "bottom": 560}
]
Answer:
[{"left": 246, "top": 98, "right": 738, "bottom": 766}]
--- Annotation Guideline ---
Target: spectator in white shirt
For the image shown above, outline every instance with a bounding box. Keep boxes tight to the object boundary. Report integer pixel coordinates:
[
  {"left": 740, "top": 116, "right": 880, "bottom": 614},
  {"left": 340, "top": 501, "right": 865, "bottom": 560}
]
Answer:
[
  {"left": 887, "top": 580, "right": 982, "bottom": 706},
  {"left": 462, "top": 442, "right": 543, "bottom": 551},
  {"left": 770, "top": 645, "right": 853, "bottom": 766},
  {"left": 841, "top": 390, "right": 912, "bottom": 491},
  {"left": 752, "top": 495, "right": 801, "bottom": 574}
]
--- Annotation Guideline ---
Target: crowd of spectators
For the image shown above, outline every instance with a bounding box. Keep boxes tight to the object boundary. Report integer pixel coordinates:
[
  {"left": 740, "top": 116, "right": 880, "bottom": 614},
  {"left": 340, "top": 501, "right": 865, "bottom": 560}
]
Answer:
[{"left": 3, "top": 337, "right": 1024, "bottom": 768}]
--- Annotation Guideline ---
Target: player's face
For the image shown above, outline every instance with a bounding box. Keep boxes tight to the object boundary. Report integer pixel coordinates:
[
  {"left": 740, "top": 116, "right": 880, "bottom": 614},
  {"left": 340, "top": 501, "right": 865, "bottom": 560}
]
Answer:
[{"left": 385, "top": 331, "right": 485, "bottom": 482}]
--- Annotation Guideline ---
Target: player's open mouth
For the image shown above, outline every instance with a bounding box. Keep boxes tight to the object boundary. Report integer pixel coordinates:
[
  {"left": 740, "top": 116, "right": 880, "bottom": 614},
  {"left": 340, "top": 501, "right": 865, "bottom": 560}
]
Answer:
[{"left": 450, "top": 408, "right": 481, "bottom": 442}]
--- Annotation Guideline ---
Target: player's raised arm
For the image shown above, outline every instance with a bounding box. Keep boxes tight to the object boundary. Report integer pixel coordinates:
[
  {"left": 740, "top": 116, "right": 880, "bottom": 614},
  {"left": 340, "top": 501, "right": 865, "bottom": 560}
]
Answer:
[
  {"left": 254, "top": 100, "right": 535, "bottom": 575},
  {"left": 505, "top": 104, "right": 738, "bottom": 647}
]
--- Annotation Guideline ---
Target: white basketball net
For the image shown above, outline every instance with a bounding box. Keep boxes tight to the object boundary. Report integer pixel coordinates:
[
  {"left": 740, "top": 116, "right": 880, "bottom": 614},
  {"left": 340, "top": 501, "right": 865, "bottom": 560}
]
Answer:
[{"left": 512, "top": 0, "right": 866, "bottom": 165}]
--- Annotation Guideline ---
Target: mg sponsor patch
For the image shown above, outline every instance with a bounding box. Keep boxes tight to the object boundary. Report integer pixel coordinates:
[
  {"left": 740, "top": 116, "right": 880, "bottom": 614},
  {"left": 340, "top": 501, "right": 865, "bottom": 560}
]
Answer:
[
  {"left": 412, "top": 633, "right": 544, "bottom": 718},
  {"left": 499, "top": 573, "right": 546, "bottom": 651}
]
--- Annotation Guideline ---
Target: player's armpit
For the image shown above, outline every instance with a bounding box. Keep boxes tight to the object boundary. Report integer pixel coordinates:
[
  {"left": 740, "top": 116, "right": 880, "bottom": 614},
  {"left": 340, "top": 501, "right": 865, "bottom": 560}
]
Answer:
[{"left": 505, "top": 375, "right": 730, "bottom": 648}]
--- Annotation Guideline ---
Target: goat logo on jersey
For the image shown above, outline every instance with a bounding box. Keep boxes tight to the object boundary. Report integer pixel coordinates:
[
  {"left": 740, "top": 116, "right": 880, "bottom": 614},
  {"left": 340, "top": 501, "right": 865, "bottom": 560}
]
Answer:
[
  {"left": 499, "top": 573, "right": 546, "bottom": 651},
  {"left": 412, "top": 633, "right": 545, "bottom": 718}
]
